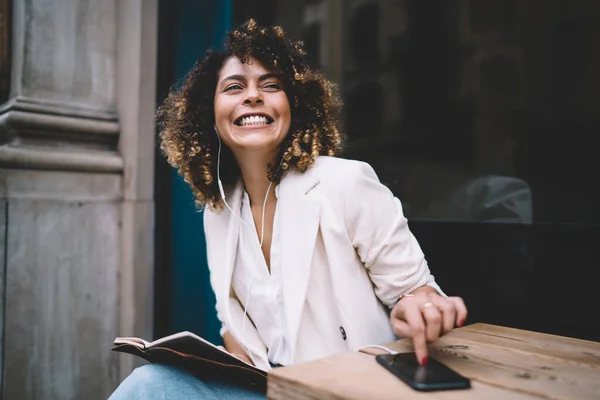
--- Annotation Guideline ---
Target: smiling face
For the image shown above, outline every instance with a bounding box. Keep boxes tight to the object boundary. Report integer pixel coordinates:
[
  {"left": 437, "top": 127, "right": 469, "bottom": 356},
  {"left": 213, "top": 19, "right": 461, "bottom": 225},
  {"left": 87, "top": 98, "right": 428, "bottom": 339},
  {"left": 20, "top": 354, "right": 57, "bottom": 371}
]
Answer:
[{"left": 214, "top": 56, "right": 291, "bottom": 160}]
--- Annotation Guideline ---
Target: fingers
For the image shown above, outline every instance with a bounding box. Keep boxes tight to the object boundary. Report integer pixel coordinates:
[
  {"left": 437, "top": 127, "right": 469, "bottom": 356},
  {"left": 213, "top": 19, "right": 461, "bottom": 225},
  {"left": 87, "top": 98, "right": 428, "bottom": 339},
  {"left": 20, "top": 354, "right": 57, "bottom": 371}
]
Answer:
[
  {"left": 391, "top": 316, "right": 412, "bottom": 339},
  {"left": 431, "top": 296, "right": 457, "bottom": 334},
  {"left": 391, "top": 293, "right": 469, "bottom": 365},
  {"left": 232, "top": 353, "right": 253, "bottom": 365},
  {"left": 451, "top": 297, "right": 468, "bottom": 327},
  {"left": 402, "top": 303, "right": 429, "bottom": 365},
  {"left": 421, "top": 302, "right": 443, "bottom": 342},
  {"left": 217, "top": 346, "right": 253, "bottom": 365}
]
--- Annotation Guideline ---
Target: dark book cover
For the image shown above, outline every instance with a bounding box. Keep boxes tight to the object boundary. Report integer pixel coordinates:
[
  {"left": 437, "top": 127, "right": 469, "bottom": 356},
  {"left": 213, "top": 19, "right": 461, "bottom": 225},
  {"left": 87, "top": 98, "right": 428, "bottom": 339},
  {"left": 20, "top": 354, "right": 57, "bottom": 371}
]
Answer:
[{"left": 112, "top": 331, "right": 268, "bottom": 393}]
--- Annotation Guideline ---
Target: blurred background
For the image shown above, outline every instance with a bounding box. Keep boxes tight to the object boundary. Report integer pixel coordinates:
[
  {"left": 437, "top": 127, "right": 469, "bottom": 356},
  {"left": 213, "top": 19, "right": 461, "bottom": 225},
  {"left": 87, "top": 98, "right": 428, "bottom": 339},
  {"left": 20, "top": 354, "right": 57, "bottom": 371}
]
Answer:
[{"left": 0, "top": 0, "right": 598, "bottom": 399}]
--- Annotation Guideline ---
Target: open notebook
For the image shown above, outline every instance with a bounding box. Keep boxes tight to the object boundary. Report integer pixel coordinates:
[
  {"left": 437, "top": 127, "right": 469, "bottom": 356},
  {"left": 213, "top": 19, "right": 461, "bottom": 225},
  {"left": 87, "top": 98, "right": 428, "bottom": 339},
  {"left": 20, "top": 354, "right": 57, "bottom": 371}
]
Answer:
[{"left": 112, "top": 331, "right": 268, "bottom": 393}]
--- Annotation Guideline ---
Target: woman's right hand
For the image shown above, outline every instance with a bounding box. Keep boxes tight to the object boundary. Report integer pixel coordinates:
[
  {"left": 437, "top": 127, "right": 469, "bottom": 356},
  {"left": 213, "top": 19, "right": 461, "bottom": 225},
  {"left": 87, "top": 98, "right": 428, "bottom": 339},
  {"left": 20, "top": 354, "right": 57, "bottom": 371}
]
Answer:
[
  {"left": 217, "top": 344, "right": 254, "bottom": 365},
  {"left": 390, "top": 287, "right": 467, "bottom": 365}
]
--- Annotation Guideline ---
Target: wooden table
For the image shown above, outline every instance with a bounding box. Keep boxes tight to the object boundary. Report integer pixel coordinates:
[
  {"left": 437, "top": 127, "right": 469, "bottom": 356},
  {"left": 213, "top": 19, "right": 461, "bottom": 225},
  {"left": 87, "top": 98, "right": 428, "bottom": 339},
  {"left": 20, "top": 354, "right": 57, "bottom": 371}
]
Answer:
[{"left": 268, "top": 323, "right": 600, "bottom": 399}]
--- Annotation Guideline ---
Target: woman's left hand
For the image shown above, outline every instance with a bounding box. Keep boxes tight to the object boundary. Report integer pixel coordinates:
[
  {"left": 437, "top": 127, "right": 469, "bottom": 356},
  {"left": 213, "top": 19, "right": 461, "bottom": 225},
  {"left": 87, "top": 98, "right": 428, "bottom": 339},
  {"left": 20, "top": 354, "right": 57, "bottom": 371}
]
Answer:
[{"left": 390, "top": 287, "right": 467, "bottom": 365}]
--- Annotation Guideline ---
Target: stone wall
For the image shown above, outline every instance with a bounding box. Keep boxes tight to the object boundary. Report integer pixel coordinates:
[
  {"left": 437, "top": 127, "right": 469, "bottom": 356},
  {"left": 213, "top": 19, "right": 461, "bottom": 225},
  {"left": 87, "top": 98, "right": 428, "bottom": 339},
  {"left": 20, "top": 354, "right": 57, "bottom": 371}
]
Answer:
[
  {"left": 0, "top": 1, "right": 157, "bottom": 399},
  {"left": 0, "top": 171, "right": 121, "bottom": 399}
]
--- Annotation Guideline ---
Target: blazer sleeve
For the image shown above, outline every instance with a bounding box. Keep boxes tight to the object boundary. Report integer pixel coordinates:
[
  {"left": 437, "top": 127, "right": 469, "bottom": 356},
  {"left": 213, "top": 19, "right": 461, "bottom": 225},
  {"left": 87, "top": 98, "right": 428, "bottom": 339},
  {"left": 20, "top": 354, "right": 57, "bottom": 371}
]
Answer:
[{"left": 340, "top": 161, "right": 445, "bottom": 308}]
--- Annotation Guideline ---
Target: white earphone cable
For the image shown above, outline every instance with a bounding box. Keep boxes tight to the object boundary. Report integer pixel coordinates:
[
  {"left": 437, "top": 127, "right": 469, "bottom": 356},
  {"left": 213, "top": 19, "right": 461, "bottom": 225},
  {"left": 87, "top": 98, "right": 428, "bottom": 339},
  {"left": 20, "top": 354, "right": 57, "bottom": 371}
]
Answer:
[
  {"left": 241, "top": 181, "right": 271, "bottom": 348},
  {"left": 215, "top": 126, "right": 273, "bottom": 367}
]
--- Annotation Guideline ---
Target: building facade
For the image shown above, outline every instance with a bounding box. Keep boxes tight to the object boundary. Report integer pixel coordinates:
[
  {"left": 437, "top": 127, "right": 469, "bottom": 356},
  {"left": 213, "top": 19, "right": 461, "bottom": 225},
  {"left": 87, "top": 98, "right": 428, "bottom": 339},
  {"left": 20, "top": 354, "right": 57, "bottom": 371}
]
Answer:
[
  {"left": 0, "top": 1, "right": 157, "bottom": 398},
  {"left": 1, "top": 0, "right": 599, "bottom": 398}
]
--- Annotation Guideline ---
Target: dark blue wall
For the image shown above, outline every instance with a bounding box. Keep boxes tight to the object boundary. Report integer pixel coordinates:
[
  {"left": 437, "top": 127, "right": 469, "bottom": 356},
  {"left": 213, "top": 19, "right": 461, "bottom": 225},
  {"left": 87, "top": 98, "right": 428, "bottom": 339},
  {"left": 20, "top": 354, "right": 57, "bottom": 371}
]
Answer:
[{"left": 169, "top": 0, "right": 232, "bottom": 344}]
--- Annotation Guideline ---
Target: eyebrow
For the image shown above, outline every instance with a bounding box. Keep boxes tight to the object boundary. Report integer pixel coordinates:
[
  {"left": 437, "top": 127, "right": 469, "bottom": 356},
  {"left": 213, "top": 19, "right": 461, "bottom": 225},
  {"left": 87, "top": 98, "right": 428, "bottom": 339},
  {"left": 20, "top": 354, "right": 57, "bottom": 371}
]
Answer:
[{"left": 220, "top": 73, "right": 279, "bottom": 85}]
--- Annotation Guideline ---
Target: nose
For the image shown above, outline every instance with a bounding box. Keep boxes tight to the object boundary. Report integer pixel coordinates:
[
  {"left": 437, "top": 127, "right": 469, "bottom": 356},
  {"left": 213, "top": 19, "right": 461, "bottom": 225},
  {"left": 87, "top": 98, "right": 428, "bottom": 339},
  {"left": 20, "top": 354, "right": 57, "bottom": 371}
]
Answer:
[{"left": 243, "top": 86, "right": 263, "bottom": 105}]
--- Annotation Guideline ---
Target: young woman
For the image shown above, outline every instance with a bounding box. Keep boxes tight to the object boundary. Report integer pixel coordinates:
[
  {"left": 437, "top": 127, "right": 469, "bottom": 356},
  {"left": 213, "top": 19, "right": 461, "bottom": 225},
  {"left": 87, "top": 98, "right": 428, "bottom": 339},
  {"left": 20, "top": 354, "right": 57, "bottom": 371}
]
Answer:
[{"left": 110, "top": 19, "right": 467, "bottom": 399}]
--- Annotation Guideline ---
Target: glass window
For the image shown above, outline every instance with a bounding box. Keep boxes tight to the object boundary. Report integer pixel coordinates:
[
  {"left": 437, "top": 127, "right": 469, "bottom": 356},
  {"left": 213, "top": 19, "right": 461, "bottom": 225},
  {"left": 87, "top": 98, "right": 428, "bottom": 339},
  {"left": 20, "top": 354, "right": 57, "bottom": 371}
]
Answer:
[
  {"left": 233, "top": 0, "right": 600, "bottom": 340},
  {"left": 241, "top": 0, "right": 600, "bottom": 226}
]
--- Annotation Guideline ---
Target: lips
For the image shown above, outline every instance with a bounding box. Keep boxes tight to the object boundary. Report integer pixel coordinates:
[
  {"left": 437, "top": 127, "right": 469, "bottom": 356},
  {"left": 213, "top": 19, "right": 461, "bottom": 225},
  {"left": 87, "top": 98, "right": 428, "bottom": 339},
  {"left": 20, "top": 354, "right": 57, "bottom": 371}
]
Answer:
[{"left": 233, "top": 112, "right": 275, "bottom": 126}]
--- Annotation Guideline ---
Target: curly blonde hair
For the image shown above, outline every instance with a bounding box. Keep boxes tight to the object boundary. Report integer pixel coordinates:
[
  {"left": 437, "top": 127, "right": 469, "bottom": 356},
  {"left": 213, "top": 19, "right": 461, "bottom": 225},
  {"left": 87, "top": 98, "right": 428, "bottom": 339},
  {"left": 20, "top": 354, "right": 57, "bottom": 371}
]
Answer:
[{"left": 157, "top": 19, "right": 344, "bottom": 209}]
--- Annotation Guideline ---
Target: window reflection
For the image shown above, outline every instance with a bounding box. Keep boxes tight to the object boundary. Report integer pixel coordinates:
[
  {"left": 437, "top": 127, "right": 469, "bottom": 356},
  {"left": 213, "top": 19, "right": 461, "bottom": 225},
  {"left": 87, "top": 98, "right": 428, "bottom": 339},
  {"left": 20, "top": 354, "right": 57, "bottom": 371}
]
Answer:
[{"left": 266, "top": 0, "right": 599, "bottom": 225}]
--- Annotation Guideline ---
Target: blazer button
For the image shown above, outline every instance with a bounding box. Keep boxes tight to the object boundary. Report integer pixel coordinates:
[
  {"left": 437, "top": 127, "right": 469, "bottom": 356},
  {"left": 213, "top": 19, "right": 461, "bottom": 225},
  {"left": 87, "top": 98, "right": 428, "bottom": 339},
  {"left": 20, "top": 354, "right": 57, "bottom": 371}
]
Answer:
[{"left": 339, "top": 326, "right": 347, "bottom": 341}]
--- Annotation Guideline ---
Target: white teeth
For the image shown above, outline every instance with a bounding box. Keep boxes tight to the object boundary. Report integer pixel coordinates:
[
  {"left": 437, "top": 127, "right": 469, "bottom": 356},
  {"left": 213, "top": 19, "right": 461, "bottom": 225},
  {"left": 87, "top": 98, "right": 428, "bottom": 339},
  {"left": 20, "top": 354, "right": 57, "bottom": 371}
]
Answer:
[{"left": 239, "top": 115, "right": 269, "bottom": 126}]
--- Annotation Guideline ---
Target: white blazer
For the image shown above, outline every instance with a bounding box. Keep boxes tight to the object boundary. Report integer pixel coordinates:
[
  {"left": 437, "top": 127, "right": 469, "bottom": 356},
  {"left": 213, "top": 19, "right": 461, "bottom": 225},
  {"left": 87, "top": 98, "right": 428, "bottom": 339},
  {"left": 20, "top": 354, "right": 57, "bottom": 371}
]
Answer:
[{"left": 204, "top": 156, "right": 442, "bottom": 371}]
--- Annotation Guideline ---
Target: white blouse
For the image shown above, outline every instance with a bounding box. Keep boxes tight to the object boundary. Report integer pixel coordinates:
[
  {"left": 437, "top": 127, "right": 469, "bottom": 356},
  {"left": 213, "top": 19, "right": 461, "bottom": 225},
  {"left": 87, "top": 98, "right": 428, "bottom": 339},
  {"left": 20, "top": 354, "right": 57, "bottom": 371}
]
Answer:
[
  {"left": 231, "top": 187, "right": 291, "bottom": 366},
  {"left": 207, "top": 156, "right": 446, "bottom": 370}
]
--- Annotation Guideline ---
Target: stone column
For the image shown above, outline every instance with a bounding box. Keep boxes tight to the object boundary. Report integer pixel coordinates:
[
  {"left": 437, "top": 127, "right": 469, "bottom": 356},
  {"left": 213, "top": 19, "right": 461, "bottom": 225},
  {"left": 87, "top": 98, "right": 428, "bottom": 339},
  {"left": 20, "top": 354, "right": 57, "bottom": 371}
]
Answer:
[
  {"left": 0, "top": 0, "right": 157, "bottom": 399},
  {"left": 0, "top": 0, "right": 122, "bottom": 171},
  {"left": 116, "top": 0, "right": 157, "bottom": 384}
]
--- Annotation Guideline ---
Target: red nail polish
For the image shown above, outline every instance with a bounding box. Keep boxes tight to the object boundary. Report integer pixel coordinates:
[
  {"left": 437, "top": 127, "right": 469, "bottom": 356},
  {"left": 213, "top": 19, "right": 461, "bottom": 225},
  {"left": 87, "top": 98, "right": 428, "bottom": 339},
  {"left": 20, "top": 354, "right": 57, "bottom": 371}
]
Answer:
[
  {"left": 458, "top": 319, "right": 465, "bottom": 327},
  {"left": 421, "top": 357, "right": 428, "bottom": 366}
]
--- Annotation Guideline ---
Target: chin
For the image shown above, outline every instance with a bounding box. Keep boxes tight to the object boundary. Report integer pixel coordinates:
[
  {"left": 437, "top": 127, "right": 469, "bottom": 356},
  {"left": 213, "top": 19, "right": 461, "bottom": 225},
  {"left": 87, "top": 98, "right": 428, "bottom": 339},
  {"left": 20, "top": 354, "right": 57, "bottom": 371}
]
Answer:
[
  {"left": 232, "top": 129, "right": 283, "bottom": 149},
  {"left": 236, "top": 138, "right": 280, "bottom": 151}
]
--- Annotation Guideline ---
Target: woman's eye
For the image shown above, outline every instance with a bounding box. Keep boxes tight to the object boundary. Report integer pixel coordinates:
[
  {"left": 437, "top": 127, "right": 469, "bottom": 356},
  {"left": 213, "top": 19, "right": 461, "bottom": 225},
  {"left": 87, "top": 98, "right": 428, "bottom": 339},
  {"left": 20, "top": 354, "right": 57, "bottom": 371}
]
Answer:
[
  {"left": 225, "top": 84, "right": 242, "bottom": 92},
  {"left": 263, "top": 83, "right": 281, "bottom": 90}
]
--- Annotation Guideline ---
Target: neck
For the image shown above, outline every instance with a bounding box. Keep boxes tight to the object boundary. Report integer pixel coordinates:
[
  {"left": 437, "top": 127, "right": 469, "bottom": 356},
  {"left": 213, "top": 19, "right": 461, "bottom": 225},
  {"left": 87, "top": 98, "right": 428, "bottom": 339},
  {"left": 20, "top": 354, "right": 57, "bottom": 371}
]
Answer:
[{"left": 235, "top": 149, "right": 278, "bottom": 207}]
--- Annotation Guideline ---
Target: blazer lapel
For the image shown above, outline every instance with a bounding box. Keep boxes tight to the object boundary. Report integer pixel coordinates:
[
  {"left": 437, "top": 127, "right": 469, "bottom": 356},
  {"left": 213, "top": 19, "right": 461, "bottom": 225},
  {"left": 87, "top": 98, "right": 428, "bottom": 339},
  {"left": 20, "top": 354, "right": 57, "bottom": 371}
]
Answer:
[{"left": 278, "top": 171, "right": 321, "bottom": 359}]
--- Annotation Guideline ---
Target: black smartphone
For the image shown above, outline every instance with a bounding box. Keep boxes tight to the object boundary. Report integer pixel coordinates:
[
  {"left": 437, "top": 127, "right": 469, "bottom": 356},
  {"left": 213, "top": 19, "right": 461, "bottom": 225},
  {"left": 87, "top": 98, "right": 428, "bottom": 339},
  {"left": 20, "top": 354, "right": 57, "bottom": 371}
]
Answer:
[{"left": 375, "top": 353, "right": 471, "bottom": 391}]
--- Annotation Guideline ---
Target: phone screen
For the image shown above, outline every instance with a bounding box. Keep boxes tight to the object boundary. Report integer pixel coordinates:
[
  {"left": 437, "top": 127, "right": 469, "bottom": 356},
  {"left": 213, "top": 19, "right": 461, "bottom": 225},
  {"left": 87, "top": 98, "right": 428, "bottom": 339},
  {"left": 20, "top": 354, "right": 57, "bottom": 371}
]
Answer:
[{"left": 376, "top": 353, "right": 470, "bottom": 391}]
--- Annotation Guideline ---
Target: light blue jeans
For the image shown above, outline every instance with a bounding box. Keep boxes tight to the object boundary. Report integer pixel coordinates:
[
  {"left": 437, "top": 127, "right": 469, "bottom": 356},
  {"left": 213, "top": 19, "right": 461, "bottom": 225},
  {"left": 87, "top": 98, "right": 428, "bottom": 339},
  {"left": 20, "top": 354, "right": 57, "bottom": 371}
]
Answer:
[{"left": 109, "top": 363, "right": 266, "bottom": 400}]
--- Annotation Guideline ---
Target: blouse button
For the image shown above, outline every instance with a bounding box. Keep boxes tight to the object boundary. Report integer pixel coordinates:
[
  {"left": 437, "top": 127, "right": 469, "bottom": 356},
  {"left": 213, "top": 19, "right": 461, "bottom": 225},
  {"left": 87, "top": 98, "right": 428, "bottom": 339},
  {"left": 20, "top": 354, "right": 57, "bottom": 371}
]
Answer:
[{"left": 339, "top": 326, "right": 347, "bottom": 340}]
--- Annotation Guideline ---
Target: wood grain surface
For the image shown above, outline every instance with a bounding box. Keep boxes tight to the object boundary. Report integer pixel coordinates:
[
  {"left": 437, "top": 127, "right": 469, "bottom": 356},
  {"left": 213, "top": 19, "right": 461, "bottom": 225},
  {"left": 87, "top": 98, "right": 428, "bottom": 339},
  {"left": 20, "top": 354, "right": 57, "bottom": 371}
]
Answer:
[{"left": 267, "top": 323, "right": 600, "bottom": 400}]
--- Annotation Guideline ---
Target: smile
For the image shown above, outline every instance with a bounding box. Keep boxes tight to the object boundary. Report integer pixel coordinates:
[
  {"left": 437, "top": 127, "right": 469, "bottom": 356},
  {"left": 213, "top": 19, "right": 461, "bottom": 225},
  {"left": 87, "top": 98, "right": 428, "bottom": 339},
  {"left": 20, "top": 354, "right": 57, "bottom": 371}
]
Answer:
[{"left": 234, "top": 114, "right": 274, "bottom": 126}]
